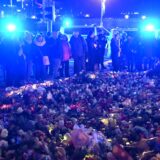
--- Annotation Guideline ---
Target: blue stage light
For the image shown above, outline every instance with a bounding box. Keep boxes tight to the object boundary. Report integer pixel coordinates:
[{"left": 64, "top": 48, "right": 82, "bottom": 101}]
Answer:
[
  {"left": 7, "top": 23, "right": 16, "bottom": 32},
  {"left": 1, "top": 17, "right": 23, "bottom": 34},
  {"left": 63, "top": 18, "right": 72, "bottom": 28},
  {"left": 145, "top": 24, "right": 155, "bottom": 32}
]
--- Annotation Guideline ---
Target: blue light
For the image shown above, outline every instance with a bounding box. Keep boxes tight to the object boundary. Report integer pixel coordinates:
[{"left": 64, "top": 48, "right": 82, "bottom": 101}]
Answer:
[
  {"left": 7, "top": 24, "right": 16, "bottom": 32},
  {"left": 141, "top": 15, "right": 146, "bottom": 20},
  {"left": 145, "top": 24, "right": 155, "bottom": 32},
  {"left": 1, "top": 17, "right": 23, "bottom": 34},
  {"left": 63, "top": 18, "right": 72, "bottom": 28},
  {"left": 124, "top": 15, "right": 129, "bottom": 19}
]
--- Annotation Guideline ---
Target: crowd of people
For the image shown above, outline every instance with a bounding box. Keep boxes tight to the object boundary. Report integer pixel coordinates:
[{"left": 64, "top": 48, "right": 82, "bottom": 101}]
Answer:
[
  {"left": 0, "top": 28, "right": 160, "bottom": 159},
  {"left": 0, "top": 29, "right": 160, "bottom": 87},
  {"left": 111, "top": 31, "right": 160, "bottom": 72},
  {"left": 0, "top": 72, "right": 160, "bottom": 160},
  {"left": 0, "top": 29, "right": 107, "bottom": 87}
]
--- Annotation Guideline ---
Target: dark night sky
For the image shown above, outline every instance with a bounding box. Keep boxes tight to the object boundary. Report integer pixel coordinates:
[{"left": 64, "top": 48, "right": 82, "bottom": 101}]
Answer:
[
  {"left": 0, "top": 0, "right": 160, "bottom": 17},
  {"left": 57, "top": 0, "right": 160, "bottom": 17}
]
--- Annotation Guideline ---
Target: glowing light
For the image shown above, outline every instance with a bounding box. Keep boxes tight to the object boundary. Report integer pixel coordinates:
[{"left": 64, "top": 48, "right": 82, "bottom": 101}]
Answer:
[
  {"left": 141, "top": 15, "right": 146, "bottom": 20},
  {"left": 63, "top": 135, "right": 68, "bottom": 141},
  {"left": 32, "top": 84, "right": 37, "bottom": 89},
  {"left": 1, "top": 17, "right": 23, "bottom": 34},
  {"left": 63, "top": 18, "right": 72, "bottom": 28},
  {"left": 126, "top": 142, "right": 130, "bottom": 145},
  {"left": 134, "top": 12, "right": 139, "bottom": 15},
  {"left": 101, "top": 118, "right": 109, "bottom": 126},
  {"left": 7, "top": 24, "right": 16, "bottom": 32},
  {"left": 107, "top": 138, "right": 112, "bottom": 142},
  {"left": 48, "top": 124, "right": 54, "bottom": 134},
  {"left": 145, "top": 24, "right": 155, "bottom": 32},
  {"left": 31, "top": 15, "right": 37, "bottom": 19},
  {"left": 85, "top": 14, "right": 90, "bottom": 18},
  {"left": 17, "top": 9, "right": 21, "bottom": 12},
  {"left": 48, "top": 127, "right": 53, "bottom": 134},
  {"left": 0, "top": 11, "right": 4, "bottom": 18},
  {"left": 84, "top": 154, "right": 94, "bottom": 159},
  {"left": 0, "top": 104, "right": 12, "bottom": 110},
  {"left": 89, "top": 74, "right": 96, "bottom": 79},
  {"left": 124, "top": 15, "right": 129, "bottom": 19},
  {"left": 110, "top": 113, "right": 115, "bottom": 117}
]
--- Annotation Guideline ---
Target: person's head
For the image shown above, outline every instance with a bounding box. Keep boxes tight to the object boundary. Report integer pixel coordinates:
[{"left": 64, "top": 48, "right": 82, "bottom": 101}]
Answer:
[
  {"left": 46, "top": 32, "right": 51, "bottom": 38},
  {"left": 128, "top": 35, "right": 133, "bottom": 42},
  {"left": 62, "top": 35, "right": 68, "bottom": 41},
  {"left": 98, "top": 29, "right": 104, "bottom": 35},
  {"left": 114, "top": 33, "right": 120, "bottom": 40},
  {"left": 73, "top": 30, "right": 80, "bottom": 37},
  {"left": 52, "top": 31, "right": 58, "bottom": 39},
  {"left": 35, "top": 34, "right": 44, "bottom": 42},
  {"left": 88, "top": 30, "right": 95, "bottom": 38},
  {"left": 24, "top": 31, "right": 33, "bottom": 41}
]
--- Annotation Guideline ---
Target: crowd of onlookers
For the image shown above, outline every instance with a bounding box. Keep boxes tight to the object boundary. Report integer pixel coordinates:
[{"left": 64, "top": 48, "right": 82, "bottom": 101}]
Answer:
[
  {"left": 0, "top": 29, "right": 160, "bottom": 159},
  {"left": 0, "top": 29, "right": 160, "bottom": 87},
  {"left": 0, "top": 29, "right": 107, "bottom": 87},
  {"left": 111, "top": 31, "right": 160, "bottom": 72},
  {"left": 0, "top": 72, "right": 160, "bottom": 160}
]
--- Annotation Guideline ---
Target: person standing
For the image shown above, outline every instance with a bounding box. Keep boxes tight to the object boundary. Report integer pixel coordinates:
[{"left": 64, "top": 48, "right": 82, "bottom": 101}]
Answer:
[
  {"left": 97, "top": 30, "right": 107, "bottom": 69},
  {"left": 111, "top": 33, "right": 120, "bottom": 71},
  {"left": 32, "top": 34, "right": 46, "bottom": 82},
  {"left": 23, "top": 31, "right": 33, "bottom": 82},
  {"left": 125, "top": 36, "right": 136, "bottom": 72},
  {"left": 60, "top": 34, "right": 71, "bottom": 77},
  {"left": 2, "top": 36, "right": 21, "bottom": 86},
  {"left": 47, "top": 31, "right": 62, "bottom": 79},
  {"left": 70, "top": 30, "right": 87, "bottom": 74},
  {"left": 86, "top": 30, "right": 99, "bottom": 71}
]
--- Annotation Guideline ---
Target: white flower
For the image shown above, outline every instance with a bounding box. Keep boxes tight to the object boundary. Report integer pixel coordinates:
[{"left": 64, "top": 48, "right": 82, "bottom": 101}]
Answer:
[
  {"left": 1, "top": 129, "right": 8, "bottom": 138},
  {"left": 17, "top": 107, "right": 23, "bottom": 113}
]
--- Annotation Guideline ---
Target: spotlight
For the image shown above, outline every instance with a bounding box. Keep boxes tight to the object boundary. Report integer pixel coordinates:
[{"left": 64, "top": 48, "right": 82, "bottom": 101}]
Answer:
[
  {"left": 145, "top": 24, "right": 155, "bottom": 32},
  {"left": 85, "top": 14, "right": 90, "bottom": 18},
  {"left": 124, "top": 15, "right": 129, "bottom": 19},
  {"left": 7, "top": 24, "right": 16, "bottom": 32},
  {"left": 17, "top": 9, "right": 21, "bottom": 12},
  {"left": 0, "top": 11, "right": 4, "bottom": 18},
  {"left": 141, "top": 15, "right": 146, "bottom": 20},
  {"left": 63, "top": 18, "right": 72, "bottom": 28},
  {"left": 31, "top": 15, "right": 37, "bottom": 19},
  {"left": 2, "top": 17, "right": 23, "bottom": 33}
]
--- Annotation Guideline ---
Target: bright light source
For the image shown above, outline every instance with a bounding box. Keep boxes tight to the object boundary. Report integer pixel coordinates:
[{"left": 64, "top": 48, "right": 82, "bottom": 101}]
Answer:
[
  {"left": 0, "top": 11, "right": 4, "bottom": 18},
  {"left": 85, "top": 14, "right": 90, "bottom": 18},
  {"left": 63, "top": 18, "right": 72, "bottom": 28},
  {"left": 124, "top": 15, "right": 129, "bottom": 19},
  {"left": 134, "top": 12, "right": 139, "bottom": 15},
  {"left": 145, "top": 24, "right": 155, "bottom": 32},
  {"left": 17, "top": 9, "right": 21, "bottom": 12},
  {"left": 7, "top": 24, "right": 16, "bottom": 32},
  {"left": 142, "top": 15, "right": 146, "bottom": 20},
  {"left": 31, "top": 15, "right": 37, "bottom": 19},
  {"left": 65, "top": 21, "right": 70, "bottom": 27}
]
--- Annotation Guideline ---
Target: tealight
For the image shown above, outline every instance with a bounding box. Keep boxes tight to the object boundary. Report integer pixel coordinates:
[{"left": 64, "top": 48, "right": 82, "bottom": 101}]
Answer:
[{"left": 89, "top": 74, "right": 96, "bottom": 79}]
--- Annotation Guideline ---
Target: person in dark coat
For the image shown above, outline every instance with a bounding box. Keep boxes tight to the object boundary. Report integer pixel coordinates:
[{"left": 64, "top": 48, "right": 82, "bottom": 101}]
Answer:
[
  {"left": 2, "top": 36, "right": 22, "bottom": 86},
  {"left": 125, "top": 36, "right": 136, "bottom": 72},
  {"left": 32, "top": 34, "right": 46, "bottom": 81},
  {"left": 70, "top": 31, "right": 87, "bottom": 74},
  {"left": 46, "top": 31, "right": 62, "bottom": 79},
  {"left": 23, "top": 31, "right": 33, "bottom": 82},
  {"left": 97, "top": 30, "right": 107, "bottom": 69},
  {"left": 111, "top": 33, "right": 120, "bottom": 71},
  {"left": 86, "top": 30, "right": 99, "bottom": 71}
]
